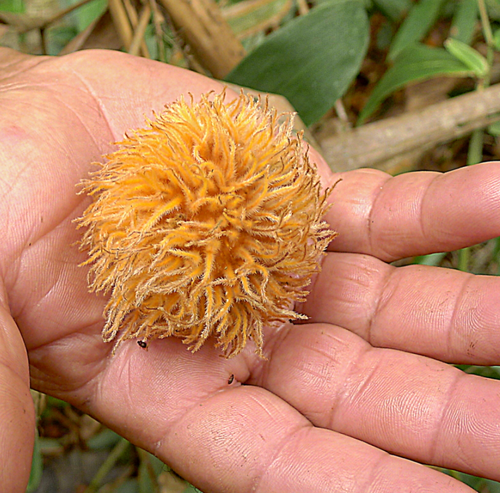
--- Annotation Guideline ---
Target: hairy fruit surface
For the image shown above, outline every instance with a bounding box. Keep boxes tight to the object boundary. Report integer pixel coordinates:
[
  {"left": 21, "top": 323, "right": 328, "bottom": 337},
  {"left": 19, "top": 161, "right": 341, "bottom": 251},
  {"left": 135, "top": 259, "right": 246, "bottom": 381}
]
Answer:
[{"left": 78, "top": 92, "right": 335, "bottom": 357}]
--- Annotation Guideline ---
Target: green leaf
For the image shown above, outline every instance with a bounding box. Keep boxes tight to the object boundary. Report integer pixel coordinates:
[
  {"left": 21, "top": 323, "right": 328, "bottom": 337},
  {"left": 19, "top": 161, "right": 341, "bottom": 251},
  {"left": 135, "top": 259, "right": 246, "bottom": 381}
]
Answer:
[
  {"left": 413, "top": 252, "right": 447, "bottom": 266},
  {"left": 373, "top": 0, "right": 412, "bottom": 22},
  {"left": 26, "top": 431, "right": 43, "bottom": 492},
  {"left": 87, "top": 428, "right": 122, "bottom": 450},
  {"left": 138, "top": 457, "right": 156, "bottom": 493},
  {"left": 486, "top": 0, "right": 500, "bottom": 21},
  {"left": 0, "top": 0, "right": 24, "bottom": 13},
  {"left": 46, "top": 25, "right": 78, "bottom": 55},
  {"left": 225, "top": 0, "right": 369, "bottom": 126},
  {"left": 358, "top": 43, "right": 474, "bottom": 124},
  {"left": 388, "top": 0, "right": 447, "bottom": 60},
  {"left": 493, "top": 28, "right": 500, "bottom": 51},
  {"left": 449, "top": 0, "right": 478, "bottom": 45},
  {"left": 183, "top": 486, "right": 204, "bottom": 493},
  {"left": 314, "top": 0, "right": 371, "bottom": 6},
  {"left": 115, "top": 479, "right": 140, "bottom": 493},
  {"left": 66, "top": 0, "right": 107, "bottom": 32},
  {"left": 444, "top": 38, "right": 488, "bottom": 78},
  {"left": 376, "top": 21, "right": 393, "bottom": 50},
  {"left": 487, "top": 119, "right": 500, "bottom": 136},
  {"left": 225, "top": 0, "right": 292, "bottom": 37},
  {"left": 482, "top": 478, "right": 500, "bottom": 493}
]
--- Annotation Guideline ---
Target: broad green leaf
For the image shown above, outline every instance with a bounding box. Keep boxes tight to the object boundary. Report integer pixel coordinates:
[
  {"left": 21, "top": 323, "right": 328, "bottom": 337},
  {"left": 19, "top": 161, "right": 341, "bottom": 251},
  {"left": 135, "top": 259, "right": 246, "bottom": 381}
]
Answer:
[
  {"left": 358, "top": 43, "right": 473, "bottom": 124},
  {"left": 46, "top": 25, "right": 78, "bottom": 55},
  {"left": 226, "top": 0, "right": 369, "bottom": 126},
  {"left": 388, "top": 0, "right": 447, "bottom": 60},
  {"left": 0, "top": 0, "right": 23, "bottom": 13},
  {"left": 486, "top": 0, "right": 500, "bottom": 21},
  {"left": 450, "top": 0, "right": 478, "bottom": 45},
  {"left": 67, "top": 0, "right": 106, "bottom": 32},
  {"left": 444, "top": 38, "right": 488, "bottom": 78},
  {"left": 373, "top": 0, "right": 411, "bottom": 22}
]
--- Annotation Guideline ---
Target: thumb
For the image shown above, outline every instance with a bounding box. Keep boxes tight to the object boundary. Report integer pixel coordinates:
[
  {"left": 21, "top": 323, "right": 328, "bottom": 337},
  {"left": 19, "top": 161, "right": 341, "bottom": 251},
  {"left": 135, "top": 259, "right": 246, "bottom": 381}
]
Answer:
[{"left": 0, "top": 301, "right": 35, "bottom": 493}]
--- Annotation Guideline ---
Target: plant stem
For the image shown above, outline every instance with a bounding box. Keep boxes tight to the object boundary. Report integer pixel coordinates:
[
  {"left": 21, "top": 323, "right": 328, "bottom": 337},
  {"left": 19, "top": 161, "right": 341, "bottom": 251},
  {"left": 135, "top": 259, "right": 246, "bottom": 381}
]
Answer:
[
  {"left": 458, "top": 244, "right": 470, "bottom": 272},
  {"left": 492, "top": 237, "right": 500, "bottom": 275},
  {"left": 84, "top": 438, "right": 130, "bottom": 493},
  {"left": 467, "top": 128, "right": 485, "bottom": 165},
  {"left": 458, "top": 1, "right": 495, "bottom": 271},
  {"left": 477, "top": 0, "right": 494, "bottom": 47},
  {"left": 459, "top": 127, "right": 484, "bottom": 270},
  {"left": 477, "top": 0, "right": 494, "bottom": 88}
]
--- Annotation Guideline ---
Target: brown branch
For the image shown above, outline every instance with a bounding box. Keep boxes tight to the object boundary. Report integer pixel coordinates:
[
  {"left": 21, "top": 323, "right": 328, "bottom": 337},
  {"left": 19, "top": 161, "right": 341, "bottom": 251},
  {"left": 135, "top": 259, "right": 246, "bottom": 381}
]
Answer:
[{"left": 320, "top": 84, "right": 500, "bottom": 174}]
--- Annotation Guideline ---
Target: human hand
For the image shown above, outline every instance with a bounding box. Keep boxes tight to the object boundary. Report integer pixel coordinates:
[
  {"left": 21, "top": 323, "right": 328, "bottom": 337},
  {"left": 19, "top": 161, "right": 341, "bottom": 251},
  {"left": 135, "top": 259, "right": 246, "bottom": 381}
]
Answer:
[{"left": 1, "top": 47, "right": 500, "bottom": 493}]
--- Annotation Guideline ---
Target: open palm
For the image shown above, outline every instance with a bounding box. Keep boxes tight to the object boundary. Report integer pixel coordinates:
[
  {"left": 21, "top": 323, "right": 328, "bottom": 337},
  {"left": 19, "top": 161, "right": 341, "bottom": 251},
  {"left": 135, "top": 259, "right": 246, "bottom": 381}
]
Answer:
[{"left": 2, "top": 48, "right": 500, "bottom": 493}]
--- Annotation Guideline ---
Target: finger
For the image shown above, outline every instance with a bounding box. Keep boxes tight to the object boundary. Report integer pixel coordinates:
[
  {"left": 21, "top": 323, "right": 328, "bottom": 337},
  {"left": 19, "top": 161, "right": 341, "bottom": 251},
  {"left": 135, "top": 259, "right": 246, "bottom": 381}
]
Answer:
[
  {"left": 74, "top": 341, "right": 472, "bottom": 493},
  {"left": 323, "top": 162, "right": 500, "bottom": 261},
  {"left": 0, "top": 302, "right": 35, "bottom": 492},
  {"left": 300, "top": 252, "right": 500, "bottom": 364},
  {"left": 157, "top": 388, "right": 471, "bottom": 493},
  {"left": 255, "top": 323, "right": 500, "bottom": 482},
  {"left": 0, "top": 47, "right": 38, "bottom": 71}
]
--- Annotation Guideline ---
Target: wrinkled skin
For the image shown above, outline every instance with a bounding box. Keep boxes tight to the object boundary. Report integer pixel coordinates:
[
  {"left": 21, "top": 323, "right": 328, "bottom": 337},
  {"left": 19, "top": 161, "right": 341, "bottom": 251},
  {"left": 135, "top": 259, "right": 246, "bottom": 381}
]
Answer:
[{"left": 2, "top": 48, "right": 500, "bottom": 493}]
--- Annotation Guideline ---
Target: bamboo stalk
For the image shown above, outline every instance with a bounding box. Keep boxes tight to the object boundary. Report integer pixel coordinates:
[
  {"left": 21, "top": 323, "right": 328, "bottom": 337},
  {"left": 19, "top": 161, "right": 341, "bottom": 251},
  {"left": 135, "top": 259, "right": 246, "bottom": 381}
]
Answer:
[
  {"left": 122, "top": 0, "right": 150, "bottom": 57},
  {"left": 296, "top": 0, "right": 309, "bottom": 15},
  {"left": 108, "top": 0, "right": 133, "bottom": 50},
  {"left": 128, "top": 3, "right": 152, "bottom": 57}
]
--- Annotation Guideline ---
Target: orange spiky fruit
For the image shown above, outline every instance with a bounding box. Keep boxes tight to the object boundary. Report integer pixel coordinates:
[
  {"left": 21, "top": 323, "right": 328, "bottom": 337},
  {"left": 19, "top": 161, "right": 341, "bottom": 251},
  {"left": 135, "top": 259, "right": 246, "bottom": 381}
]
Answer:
[{"left": 78, "top": 91, "right": 335, "bottom": 357}]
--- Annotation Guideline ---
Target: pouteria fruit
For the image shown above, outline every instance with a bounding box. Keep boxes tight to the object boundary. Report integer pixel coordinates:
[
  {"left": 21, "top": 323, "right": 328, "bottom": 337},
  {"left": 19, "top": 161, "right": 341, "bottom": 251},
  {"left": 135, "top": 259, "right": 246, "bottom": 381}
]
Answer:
[{"left": 78, "top": 91, "right": 335, "bottom": 357}]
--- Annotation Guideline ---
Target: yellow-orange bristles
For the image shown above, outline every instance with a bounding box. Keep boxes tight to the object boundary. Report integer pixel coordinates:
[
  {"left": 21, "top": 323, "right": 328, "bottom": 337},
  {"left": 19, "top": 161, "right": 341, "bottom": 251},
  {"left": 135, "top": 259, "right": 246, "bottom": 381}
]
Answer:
[{"left": 78, "top": 91, "right": 336, "bottom": 357}]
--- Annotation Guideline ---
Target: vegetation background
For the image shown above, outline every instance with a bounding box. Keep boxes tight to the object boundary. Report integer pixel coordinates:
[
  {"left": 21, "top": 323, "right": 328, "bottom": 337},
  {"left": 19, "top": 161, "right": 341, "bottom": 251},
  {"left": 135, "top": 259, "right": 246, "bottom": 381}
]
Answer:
[{"left": 2, "top": 0, "right": 500, "bottom": 491}]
